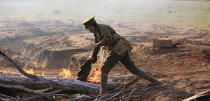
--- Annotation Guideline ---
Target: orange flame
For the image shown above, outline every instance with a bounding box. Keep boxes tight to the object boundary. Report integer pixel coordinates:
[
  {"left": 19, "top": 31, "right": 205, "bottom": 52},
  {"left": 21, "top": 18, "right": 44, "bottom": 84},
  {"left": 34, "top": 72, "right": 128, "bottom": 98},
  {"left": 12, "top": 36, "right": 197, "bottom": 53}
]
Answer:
[
  {"left": 87, "top": 67, "right": 101, "bottom": 83},
  {"left": 58, "top": 68, "right": 73, "bottom": 78},
  {"left": 24, "top": 63, "right": 34, "bottom": 75},
  {"left": 3, "top": 70, "right": 7, "bottom": 75},
  {"left": 86, "top": 48, "right": 108, "bottom": 83},
  {"left": 1, "top": 68, "right": 16, "bottom": 76},
  {"left": 25, "top": 68, "right": 34, "bottom": 74},
  {"left": 41, "top": 71, "right": 45, "bottom": 77},
  {"left": 87, "top": 63, "right": 102, "bottom": 84}
]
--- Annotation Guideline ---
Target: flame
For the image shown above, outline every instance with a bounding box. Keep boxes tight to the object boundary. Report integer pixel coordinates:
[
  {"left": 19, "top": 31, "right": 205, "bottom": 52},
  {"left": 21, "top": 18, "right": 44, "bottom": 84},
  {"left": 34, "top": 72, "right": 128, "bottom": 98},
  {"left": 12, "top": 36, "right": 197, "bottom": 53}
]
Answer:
[
  {"left": 87, "top": 61, "right": 104, "bottom": 83},
  {"left": 1, "top": 68, "right": 16, "bottom": 76},
  {"left": 3, "top": 70, "right": 7, "bottom": 75},
  {"left": 87, "top": 66, "right": 101, "bottom": 83},
  {"left": 25, "top": 68, "right": 34, "bottom": 74},
  {"left": 24, "top": 63, "right": 34, "bottom": 75},
  {"left": 58, "top": 68, "right": 73, "bottom": 78},
  {"left": 86, "top": 48, "right": 108, "bottom": 83},
  {"left": 41, "top": 71, "right": 45, "bottom": 77}
]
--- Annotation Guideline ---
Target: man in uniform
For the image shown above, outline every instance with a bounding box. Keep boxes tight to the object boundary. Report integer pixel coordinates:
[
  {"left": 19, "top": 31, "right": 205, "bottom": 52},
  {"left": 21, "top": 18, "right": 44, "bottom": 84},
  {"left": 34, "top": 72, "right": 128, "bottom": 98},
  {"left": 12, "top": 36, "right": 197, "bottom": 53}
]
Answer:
[{"left": 82, "top": 16, "right": 160, "bottom": 94}]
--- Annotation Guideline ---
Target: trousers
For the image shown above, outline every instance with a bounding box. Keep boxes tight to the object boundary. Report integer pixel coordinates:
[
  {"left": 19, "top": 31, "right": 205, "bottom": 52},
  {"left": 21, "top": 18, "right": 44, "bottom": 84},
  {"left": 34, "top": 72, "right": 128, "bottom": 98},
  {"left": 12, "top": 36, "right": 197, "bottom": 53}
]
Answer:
[{"left": 100, "top": 51, "right": 159, "bottom": 94}]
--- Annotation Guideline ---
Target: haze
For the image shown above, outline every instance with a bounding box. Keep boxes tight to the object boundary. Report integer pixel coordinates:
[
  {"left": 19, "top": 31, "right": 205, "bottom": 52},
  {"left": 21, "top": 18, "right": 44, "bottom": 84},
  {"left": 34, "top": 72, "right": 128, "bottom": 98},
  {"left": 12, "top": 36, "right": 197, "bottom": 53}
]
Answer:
[
  {"left": 0, "top": 0, "right": 210, "bottom": 28},
  {"left": 0, "top": 0, "right": 178, "bottom": 21}
]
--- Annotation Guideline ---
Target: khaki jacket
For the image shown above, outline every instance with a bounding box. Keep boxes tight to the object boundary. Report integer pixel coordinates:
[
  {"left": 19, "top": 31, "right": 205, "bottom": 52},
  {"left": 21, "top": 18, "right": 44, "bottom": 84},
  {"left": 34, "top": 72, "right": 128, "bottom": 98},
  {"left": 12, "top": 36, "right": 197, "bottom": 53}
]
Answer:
[{"left": 92, "top": 24, "right": 132, "bottom": 57}]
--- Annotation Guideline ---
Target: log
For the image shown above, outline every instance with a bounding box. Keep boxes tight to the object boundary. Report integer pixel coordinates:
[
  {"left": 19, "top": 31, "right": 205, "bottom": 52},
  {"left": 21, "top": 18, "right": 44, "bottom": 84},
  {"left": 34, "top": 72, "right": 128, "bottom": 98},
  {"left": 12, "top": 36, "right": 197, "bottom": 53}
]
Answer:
[
  {"left": 22, "top": 89, "right": 64, "bottom": 101},
  {"left": 0, "top": 50, "right": 139, "bottom": 100},
  {"left": 153, "top": 38, "right": 173, "bottom": 48},
  {"left": 0, "top": 93, "right": 17, "bottom": 101},
  {"left": 0, "top": 74, "right": 138, "bottom": 100},
  {"left": 0, "top": 75, "right": 98, "bottom": 93},
  {"left": 67, "top": 95, "right": 94, "bottom": 101},
  {"left": 0, "top": 83, "right": 51, "bottom": 95},
  {"left": 0, "top": 75, "right": 119, "bottom": 94},
  {"left": 0, "top": 50, "right": 110, "bottom": 94}
]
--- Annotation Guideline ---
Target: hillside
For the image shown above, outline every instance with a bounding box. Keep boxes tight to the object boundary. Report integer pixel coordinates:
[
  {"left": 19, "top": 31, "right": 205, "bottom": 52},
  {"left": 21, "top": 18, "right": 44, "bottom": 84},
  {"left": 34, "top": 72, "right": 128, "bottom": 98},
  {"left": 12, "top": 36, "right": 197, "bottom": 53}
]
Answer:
[{"left": 0, "top": 18, "right": 209, "bottom": 100}]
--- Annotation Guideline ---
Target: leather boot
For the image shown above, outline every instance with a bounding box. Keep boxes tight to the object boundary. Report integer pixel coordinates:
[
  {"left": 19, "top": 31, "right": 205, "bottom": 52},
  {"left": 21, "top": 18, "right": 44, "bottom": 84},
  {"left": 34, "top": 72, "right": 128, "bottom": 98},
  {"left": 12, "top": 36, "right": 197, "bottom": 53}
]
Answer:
[
  {"left": 100, "top": 73, "right": 108, "bottom": 94},
  {"left": 137, "top": 69, "right": 159, "bottom": 83}
]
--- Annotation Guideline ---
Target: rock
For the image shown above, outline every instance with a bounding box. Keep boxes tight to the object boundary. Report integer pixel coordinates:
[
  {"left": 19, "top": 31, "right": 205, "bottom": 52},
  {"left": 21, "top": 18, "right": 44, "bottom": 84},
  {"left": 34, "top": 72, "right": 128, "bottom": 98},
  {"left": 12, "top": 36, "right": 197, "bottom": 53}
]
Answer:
[
  {"left": 69, "top": 52, "right": 91, "bottom": 69},
  {"left": 153, "top": 38, "right": 173, "bottom": 48},
  {"left": 37, "top": 48, "right": 90, "bottom": 69}
]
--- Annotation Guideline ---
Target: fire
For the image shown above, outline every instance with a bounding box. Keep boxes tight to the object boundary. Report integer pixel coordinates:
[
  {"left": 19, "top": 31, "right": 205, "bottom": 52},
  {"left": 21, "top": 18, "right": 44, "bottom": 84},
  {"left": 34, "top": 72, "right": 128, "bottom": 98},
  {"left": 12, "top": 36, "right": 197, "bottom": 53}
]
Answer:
[
  {"left": 1, "top": 68, "right": 16, "bottom": 76},
  {"left": 24, "top": 63, "right": 34, "bottom": 75},
  {"left": 41, "top": 71, "right": 45, "bottom": 77},
  {"left": 86, "top": 48, "right": 108, "bottom": 83},
  {"left": 3, "top": 70, "right": 7, "bottom": 75},
  {"left": 58, "top": 68, "right": 73, "bottom": 78},
  {"left": 25, "top": 68, "right": 34, "bottom": 74},
  {"left": 87, "top": 66, "right": 101, "bottom": 83}
]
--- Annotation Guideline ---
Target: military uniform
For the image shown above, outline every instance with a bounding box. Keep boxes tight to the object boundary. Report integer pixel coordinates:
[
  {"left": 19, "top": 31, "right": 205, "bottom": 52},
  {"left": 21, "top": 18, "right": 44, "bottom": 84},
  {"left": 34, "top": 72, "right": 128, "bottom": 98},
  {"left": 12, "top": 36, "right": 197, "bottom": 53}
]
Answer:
[{"left": 83, "top": 17, "right": 159, "bottom": 94}]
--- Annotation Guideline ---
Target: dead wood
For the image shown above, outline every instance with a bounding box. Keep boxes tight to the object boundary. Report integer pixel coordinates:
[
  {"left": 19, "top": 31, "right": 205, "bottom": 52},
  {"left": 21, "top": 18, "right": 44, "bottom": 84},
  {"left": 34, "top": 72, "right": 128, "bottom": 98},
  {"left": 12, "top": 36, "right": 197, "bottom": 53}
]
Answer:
[
  {"left": 0, "top": 50, "right": 102, "bottom": 94},
  {"left": 0, "top": 50, "right": 143, "bottom": 100},
  {"left": 0, "top": 83, "right": 59, "bottom": 96},
  {"left": 22, "top": 89, "right": 64, "bottom": 101},
  {"left": 0, "top": 93, "right": 17, "bottom": 101},
  {"left": 183, "top": 89, "right": 210, "bottom": 101},
  {"left": 67, "top": 95, "right": 94, "bottom": 101},
  {"left": 0, "top": 50, "right": 42, "bottom": 80}
]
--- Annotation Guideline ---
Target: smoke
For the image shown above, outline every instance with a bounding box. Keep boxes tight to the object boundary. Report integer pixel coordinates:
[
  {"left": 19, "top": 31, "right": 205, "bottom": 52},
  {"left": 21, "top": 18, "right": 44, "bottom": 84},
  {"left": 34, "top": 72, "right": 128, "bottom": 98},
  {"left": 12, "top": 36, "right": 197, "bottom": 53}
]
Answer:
[{"left": 53, "top": 10, "right": 61, "bottom": 15}]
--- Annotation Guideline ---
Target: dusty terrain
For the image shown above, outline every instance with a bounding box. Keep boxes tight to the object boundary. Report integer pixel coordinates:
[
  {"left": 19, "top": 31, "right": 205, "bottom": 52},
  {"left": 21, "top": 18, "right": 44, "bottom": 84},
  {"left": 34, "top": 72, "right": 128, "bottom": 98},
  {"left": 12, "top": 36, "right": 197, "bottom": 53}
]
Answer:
[{"left": 0, "top": 18, "right": 210, "bottom": 100}]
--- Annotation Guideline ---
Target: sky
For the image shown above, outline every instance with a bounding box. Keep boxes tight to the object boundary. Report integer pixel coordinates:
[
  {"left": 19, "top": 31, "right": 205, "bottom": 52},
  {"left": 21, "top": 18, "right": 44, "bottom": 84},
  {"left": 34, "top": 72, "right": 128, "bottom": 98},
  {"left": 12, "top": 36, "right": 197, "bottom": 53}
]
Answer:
[
  {"left": 0, "top": 0, "right": 160, "bottom": 21},
  {"left": 0, "top": 0, "right": 209, "bottom": 29}
]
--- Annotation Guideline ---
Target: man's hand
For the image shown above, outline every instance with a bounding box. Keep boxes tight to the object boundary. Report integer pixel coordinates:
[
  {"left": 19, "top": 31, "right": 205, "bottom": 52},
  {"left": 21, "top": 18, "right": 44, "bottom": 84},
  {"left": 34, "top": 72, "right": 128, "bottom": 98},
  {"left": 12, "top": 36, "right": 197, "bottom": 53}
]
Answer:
[
  {"left": 88, "top": 56, "right": 93, "bottom": 61},
  {"left": 90, "top": 42, "right": 98, "bottom": 48}
]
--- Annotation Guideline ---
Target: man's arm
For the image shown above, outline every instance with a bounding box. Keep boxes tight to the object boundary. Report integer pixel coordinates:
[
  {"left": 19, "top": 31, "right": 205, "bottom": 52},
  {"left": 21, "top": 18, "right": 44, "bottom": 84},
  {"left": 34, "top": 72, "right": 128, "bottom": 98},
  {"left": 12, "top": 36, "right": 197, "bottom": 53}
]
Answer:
[
  {"left": 91, "top": 46, "right": 100, "bottom": 63},
  {"left": 90, "top": 25, "right": 112, "bottom": 63}
]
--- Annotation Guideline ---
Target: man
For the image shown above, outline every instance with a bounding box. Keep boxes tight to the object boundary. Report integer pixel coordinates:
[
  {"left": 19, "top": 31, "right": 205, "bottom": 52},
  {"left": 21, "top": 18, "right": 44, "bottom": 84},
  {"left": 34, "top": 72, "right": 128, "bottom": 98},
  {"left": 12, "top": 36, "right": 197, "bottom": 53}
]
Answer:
[{"left": 82, "top": 16, "right": 160, "bottom": 94}]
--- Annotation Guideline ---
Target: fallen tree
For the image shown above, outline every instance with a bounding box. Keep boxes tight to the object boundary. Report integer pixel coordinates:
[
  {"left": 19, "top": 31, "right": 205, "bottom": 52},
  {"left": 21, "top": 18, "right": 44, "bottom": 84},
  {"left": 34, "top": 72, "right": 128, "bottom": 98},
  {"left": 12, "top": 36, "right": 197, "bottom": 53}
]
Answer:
[
  {"left": 0, "top": 50, "right": 190, "bottom": 101},
  {"left": 0, "top": 50, "right": 135, "bottom": 100},
  {"left": 0, "top": 74, "right": 138, "bottom": 101},
  {"left": 0, "top": 50, "right": 104, "bottom": 93}
]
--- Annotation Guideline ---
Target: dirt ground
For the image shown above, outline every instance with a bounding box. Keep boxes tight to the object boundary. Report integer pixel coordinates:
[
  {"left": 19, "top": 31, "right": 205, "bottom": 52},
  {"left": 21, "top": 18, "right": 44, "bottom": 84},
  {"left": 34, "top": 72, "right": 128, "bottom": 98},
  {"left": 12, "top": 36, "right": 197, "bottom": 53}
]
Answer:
[{"left": 107, "top": 44, "right": 210, "bottom": 100}]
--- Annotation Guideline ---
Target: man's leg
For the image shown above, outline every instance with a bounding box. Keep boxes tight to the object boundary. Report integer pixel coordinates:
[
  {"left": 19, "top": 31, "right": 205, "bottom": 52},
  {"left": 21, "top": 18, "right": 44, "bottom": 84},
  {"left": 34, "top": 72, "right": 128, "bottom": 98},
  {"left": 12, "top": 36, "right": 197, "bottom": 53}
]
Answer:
[
  {"left": 100, "top": 53, "right": 121, "bottom": 94},
  {"left": 120, "top": 51, "right": 159, "bottom": 83}
]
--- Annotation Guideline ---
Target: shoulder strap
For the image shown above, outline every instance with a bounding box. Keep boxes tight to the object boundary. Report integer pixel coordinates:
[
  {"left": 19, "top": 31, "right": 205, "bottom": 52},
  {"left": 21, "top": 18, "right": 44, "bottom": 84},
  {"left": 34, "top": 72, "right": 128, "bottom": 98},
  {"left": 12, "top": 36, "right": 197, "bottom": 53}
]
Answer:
[
  {"left": 97, "top": 26, "right": 102, "bottom": 37},
  {"left": 93, "top": 32, "right": 99, "bottom": 43}
]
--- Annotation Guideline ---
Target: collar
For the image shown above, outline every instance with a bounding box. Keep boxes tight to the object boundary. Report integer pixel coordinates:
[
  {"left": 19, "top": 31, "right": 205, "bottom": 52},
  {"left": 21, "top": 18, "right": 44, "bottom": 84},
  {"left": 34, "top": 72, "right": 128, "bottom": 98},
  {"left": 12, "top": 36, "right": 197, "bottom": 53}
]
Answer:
[{"left": 93, "top": 25, "right": 99, "bottom": 34}]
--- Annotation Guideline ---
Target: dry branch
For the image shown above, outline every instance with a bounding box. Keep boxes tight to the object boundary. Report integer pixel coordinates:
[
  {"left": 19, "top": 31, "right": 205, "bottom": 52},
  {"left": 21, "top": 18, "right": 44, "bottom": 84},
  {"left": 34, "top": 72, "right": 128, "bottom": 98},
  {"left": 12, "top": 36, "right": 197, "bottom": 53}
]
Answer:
[
  {"left": 0, "top": 50, "right": 102, "bottom": 94},
  {"left": 0, "top": 50, "right": 41, "bottom": 80},
  {"left": 0, "top": 93, "right": 17, "bottom": 101},
  {"left": 183, "top": 90, "right": 210, "bottom": 101},
  {"left": 22, "top": 89, "right": 64, "bottom": 101},
  {"left": 0, "top": 50, "right": 144, "bottom": 101},
  {"left": 0, "top": 75, "right": 120, "bottom": 94}
]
